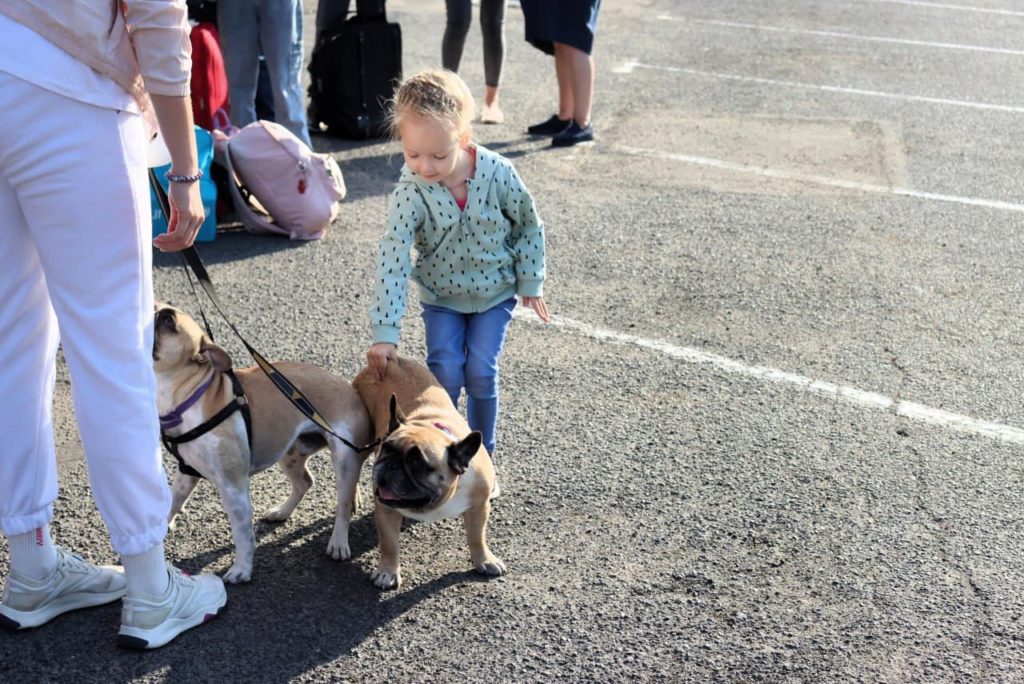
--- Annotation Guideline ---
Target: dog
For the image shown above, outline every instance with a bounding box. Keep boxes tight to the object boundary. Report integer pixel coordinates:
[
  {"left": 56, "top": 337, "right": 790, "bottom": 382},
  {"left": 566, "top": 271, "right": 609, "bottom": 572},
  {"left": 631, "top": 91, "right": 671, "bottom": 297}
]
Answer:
[
  {"left": 353, "top": 356, "right": 505, "bottom": 590},
  {"left": 153, "top": 303, "right": 372, "bottom": 583}
]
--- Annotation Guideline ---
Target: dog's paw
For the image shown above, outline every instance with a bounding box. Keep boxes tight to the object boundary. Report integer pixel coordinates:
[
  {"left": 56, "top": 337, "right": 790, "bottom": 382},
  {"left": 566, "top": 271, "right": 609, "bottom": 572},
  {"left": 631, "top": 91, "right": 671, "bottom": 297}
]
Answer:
[
  {"left": 223, "top": 563, "right": 253, "bottom": 584},
  {"left": 371, "top": 567, "right": 401, "bottom": 590},
  {"left": 261, "top": 505, "right": 292, "bottom": 522},
  {"left": 326, "top": 534, "right": 352, "bottom": 561},
  {"left": 474, "top": 556, "right": 507, "bottom": 577},
  {"left": 167, "top": 515, "right": 179, "bottom": 532}
]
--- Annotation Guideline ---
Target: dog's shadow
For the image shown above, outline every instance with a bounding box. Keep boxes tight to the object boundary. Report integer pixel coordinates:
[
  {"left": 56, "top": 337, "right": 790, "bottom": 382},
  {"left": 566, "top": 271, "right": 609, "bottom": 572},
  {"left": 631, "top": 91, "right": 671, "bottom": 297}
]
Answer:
[{"left": 126, "top": 510, "right": 496, "bottom": 683}]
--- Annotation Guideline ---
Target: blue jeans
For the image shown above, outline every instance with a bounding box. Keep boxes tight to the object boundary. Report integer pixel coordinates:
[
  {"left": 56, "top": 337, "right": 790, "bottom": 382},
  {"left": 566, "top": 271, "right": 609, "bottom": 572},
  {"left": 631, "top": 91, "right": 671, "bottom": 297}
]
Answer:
[
  {"left": 218, "top": 0, "right": 312, "bottom": 147},
  {"left": 421, "top": 298, "right": 516, "bottom": 456}
]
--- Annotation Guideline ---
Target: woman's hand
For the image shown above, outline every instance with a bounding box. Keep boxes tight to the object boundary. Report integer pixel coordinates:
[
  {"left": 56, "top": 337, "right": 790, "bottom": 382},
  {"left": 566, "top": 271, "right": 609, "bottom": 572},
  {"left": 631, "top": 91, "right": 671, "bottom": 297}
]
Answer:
[
  {"left": 367, "top": 342, "right": 397, "bottom": 380},
  {"left": 153, "top": 180, "right": 204, "bottom": 252},
  {"left": 521, "top": 296, "right": 550, "bottom": 323}
]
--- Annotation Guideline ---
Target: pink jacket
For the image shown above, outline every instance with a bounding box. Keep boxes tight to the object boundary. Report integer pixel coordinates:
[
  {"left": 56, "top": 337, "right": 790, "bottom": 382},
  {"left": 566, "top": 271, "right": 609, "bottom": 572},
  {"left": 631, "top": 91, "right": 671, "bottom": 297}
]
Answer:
[{"left": 0, "top": 0, "right": 192, "bottom": 125}]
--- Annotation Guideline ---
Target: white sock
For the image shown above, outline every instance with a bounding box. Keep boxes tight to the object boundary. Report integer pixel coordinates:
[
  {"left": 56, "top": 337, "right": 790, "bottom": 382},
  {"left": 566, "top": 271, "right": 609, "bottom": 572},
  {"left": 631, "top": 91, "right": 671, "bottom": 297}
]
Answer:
[
  {"left": 122, "top": 545, "right": 170, "bottom": 598},
  {"left": 8, "top": 526, "right": 59, "bottom": 581}
]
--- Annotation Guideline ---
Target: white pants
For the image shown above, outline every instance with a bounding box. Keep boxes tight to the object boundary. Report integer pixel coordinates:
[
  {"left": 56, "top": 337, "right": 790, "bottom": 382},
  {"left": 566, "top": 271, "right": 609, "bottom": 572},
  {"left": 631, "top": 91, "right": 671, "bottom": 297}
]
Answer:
[{"left": 0, "top": 72, "right": 171, "bottom": 556}]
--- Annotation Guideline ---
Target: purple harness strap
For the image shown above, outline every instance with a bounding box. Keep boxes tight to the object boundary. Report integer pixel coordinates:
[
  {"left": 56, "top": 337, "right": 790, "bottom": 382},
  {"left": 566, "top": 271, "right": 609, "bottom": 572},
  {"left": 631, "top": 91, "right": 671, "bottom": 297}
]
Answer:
[{"left": 159, "top": 372, "right": 215, "bottom": 430}]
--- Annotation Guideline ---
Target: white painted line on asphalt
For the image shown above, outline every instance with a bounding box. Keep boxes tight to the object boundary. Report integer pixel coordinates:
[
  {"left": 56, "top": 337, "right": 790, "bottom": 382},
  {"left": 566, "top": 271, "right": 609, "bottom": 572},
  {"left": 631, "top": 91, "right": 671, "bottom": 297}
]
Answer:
[
  {"left": 616, "top": 146, "right": 1024, "bottom": 214},
  {"left": 865, "top": 0, "right": 1024, "bottom": 17},
  {"left": 614, "top": 60, "right": 1024, "bottom": 114},
  {"left": 658, "top": 15, "right": 1024, "bottom": 56},
  {"left": 515, "top": 310, "right": 1024, "bottom": 445}
]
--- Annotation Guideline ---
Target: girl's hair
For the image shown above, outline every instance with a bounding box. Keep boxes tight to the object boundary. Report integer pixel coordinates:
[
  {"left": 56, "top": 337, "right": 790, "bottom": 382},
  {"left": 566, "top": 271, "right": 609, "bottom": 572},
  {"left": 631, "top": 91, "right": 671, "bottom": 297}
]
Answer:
[{"left": 389, "top": 69, "right": 476, "bottom": 138}]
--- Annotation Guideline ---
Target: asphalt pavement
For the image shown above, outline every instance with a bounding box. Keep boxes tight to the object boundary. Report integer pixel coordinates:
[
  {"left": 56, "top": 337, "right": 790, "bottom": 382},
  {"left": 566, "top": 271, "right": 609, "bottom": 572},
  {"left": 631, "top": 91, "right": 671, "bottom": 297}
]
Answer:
[{"left": 4, "top": 0, "right": 1024, "bottom": 681}]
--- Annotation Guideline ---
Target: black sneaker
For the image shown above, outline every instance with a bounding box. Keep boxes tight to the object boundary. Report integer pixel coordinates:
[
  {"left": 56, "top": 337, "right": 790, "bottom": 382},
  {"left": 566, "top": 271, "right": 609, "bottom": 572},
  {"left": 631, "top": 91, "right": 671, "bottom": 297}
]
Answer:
[
  {"left": 551, "top": 120, "right": 594, "bottom": 147},
  {"left": 527, "top": 114, "right": 571, "bottom": 136}
]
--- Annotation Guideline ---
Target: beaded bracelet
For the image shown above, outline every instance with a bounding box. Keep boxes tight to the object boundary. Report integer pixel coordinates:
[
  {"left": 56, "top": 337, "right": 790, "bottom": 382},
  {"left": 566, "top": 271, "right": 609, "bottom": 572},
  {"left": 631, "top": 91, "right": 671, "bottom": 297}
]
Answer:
[{"left": 165, "top": 169, "right": 204, "bottom": 184}]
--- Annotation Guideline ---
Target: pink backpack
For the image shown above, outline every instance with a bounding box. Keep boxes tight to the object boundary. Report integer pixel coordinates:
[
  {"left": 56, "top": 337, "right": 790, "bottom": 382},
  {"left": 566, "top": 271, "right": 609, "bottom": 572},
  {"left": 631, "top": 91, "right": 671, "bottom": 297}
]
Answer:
[{"left": 216, "top": 120, "right": 346, "bottom": 240}]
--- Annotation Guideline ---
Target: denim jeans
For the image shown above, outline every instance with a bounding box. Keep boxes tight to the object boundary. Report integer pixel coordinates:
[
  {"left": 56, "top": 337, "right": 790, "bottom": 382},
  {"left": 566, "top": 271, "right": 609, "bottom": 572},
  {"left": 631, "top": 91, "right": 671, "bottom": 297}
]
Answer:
[
  {"left": 218, "top": 0, "right": 312, "bottom": 146},
  {"left": 421, "top": 298, "right": 517, "bottom": 456}
]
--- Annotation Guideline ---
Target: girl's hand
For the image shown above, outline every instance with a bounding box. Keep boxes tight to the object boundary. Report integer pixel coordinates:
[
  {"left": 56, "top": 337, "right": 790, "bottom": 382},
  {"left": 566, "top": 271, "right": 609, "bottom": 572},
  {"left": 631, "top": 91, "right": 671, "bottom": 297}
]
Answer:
[
  {"left": 153, "top": 181, "right": 204, "bottom": 253},
  {"left": 367, "top": 342, "right": 397, "bottom": 380},
  {"left": 521, "top": 296, "right": 550, "bottom": 323}
]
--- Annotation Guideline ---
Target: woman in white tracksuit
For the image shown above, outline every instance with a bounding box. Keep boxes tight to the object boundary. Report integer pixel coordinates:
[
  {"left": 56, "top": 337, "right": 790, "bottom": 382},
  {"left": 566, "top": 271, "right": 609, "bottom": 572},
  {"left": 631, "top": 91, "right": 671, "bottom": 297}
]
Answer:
[{"left": 0, "top": 1, "right": 226, "bottom": 649}]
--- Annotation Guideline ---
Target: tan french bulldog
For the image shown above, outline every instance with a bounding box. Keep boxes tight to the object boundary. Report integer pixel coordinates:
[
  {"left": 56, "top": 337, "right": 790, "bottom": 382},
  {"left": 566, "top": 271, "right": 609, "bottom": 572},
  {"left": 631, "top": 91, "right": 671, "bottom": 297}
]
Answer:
[
  {"left": 353, "top": 356, "right": 505, "bottom": 590},
  {"left": 153, "top": 303, "right": 372, "bottom": 583}
]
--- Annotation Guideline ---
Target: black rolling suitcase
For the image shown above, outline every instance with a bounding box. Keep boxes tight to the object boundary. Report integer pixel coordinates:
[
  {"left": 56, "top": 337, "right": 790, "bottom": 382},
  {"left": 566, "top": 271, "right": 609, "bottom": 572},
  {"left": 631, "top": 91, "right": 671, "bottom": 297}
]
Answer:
[{"left": 309, "top": 0, "right": 402, "bottom": 139}]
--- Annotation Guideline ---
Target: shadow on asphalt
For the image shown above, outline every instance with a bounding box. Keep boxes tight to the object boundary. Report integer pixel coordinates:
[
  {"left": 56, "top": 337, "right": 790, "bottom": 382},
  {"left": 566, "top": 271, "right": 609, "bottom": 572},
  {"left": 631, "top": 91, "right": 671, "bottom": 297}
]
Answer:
[{"left": 121, "top": 511, "right": 493, "bottom": 683}]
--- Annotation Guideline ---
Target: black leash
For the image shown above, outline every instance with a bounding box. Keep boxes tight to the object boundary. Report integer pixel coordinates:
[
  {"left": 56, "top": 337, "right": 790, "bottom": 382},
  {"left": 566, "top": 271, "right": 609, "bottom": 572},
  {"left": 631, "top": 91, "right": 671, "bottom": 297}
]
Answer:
[{"left": 149, "top": 170, "right": 381, "bottom": 456}]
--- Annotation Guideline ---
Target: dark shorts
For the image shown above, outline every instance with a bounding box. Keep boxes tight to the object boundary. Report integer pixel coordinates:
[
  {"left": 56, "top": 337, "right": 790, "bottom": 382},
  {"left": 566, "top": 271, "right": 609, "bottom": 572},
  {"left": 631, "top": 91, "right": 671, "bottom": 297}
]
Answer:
[{"left": 521, "top": 0, "right": 602, "bottom": 56}]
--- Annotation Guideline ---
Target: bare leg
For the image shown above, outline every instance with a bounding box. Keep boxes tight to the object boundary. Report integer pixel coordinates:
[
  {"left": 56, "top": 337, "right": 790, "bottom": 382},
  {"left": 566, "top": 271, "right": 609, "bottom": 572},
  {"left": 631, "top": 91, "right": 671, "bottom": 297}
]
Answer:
[
  {"left": 555, "top": 42, "right": 594, "bottom": 126},
  {"left": 481, "top": 85, "right": 504, "bottom": 124},
  {"left": 554, "top": 43, "right": 575, "bottom": 121}
]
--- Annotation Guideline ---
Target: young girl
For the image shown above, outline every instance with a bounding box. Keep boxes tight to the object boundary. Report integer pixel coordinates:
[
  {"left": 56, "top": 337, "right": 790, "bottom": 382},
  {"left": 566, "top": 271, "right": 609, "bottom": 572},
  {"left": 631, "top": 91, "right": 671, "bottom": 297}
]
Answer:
[{"left": 366, "top": 69, "right": 549, "bottom": 472}]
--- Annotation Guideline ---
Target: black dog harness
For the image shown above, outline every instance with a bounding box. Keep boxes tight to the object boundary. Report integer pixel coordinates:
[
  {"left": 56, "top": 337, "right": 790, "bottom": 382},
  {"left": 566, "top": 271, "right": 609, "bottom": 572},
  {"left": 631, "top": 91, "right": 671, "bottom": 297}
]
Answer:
[{"left": 160, "top": 370, "right": 252, "bottom": 479}]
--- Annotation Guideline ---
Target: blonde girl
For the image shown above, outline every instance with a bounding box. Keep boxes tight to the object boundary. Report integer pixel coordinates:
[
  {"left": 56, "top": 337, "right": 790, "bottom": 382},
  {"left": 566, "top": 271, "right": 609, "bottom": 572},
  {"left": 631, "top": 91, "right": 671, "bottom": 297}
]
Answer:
[{"left": 366, "top": 69, "right": 548, "bottom": 474}]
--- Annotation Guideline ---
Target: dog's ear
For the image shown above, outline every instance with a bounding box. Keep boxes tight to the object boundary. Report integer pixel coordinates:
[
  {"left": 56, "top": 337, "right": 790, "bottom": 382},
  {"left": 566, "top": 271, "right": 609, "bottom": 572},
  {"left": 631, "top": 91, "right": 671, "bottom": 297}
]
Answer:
[
  {"left": 196, "top": 338, "right": 232, "bottom": 372},
  {"left": 387, "top": 394, "right": 406, "bottom": 434},
  {"left": 447, "top": 431, "right": 482, "bottom": 474}
]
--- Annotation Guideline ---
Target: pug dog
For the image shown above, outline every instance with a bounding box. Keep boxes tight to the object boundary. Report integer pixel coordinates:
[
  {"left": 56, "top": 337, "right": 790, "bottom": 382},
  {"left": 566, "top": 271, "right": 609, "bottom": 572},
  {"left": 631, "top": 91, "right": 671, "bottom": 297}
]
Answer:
[
  {"left": 153, "top": 303, "right": 372, "bottom": 583},
  {"left": 353, "top": 356, "right": 505, "bottom": 590}
]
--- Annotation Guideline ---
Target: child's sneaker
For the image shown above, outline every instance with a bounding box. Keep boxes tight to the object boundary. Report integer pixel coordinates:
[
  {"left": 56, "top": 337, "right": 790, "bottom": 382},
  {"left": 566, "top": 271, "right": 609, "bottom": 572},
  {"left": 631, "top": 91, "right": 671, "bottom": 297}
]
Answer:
[
  {"left": 0, "top": 547, "right": 126, "bottom": 630},
  {"left": 117, "top": 566, "right": 226, "bottom": 650}
]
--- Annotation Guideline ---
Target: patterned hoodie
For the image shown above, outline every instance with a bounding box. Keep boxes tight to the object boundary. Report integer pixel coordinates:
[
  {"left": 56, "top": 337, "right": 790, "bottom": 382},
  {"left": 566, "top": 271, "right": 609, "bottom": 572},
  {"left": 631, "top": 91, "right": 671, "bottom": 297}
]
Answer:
[{"left": 371, "top": 144, "right": 546, "bottom": 346}]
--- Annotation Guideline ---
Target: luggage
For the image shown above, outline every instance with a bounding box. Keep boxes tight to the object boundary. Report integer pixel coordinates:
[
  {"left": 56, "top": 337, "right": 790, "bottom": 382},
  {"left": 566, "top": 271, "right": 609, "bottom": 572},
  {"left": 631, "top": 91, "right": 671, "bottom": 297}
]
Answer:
[
  {"left": 189, "top": 21, "right": 230, "bottom": 131},
  {"left": 217, "top": 120, "right": 346, "bottom": 240},
  {"left": 150, "top": 127, "right": 218, "bottom": 243},
  {"left": 308, "top": 0, "right": 402, "bottom": 139}
]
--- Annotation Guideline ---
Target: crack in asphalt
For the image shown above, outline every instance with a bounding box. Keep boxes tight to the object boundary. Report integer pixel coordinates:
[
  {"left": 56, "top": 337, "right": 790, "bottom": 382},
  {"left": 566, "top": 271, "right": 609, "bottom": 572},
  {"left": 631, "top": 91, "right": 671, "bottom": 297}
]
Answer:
[{"left": 906, "top": 442, "right": 994, "bottom": 676}]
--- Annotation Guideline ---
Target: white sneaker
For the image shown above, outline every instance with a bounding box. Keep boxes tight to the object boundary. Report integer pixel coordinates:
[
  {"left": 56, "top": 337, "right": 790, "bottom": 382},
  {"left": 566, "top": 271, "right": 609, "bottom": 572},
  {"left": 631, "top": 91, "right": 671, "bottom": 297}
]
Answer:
[
  {"left": 0, "top": 547, "right": 126, "bottom": 630},
  {"left": 490, "top": 479, "right": 501, "bottom": 500},
  {"left": 117, "top": 566, "right": 226, "bottom": 650}
]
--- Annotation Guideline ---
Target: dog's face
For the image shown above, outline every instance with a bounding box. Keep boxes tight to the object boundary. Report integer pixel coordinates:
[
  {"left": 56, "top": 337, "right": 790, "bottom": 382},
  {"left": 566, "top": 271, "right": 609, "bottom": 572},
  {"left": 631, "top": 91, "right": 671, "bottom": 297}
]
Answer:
[
  {"left": 373, "top": 396, "right": 482, "bottom": 511},
  {"left": 152, "top": 303, "right": 232, "bottom": 375}
]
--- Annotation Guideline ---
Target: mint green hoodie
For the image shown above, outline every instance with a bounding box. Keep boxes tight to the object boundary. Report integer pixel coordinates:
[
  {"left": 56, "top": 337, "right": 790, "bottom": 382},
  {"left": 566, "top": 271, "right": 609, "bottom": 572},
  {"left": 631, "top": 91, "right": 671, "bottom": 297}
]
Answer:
[{"left": 371, "top": 144, "right": 546, "bottom": 346}]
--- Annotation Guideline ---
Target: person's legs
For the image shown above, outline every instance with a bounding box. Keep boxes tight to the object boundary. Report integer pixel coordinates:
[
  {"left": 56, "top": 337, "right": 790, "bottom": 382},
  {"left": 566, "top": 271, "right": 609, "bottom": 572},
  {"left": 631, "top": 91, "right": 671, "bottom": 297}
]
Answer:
[
  {"left": 554, "top": 42, "right": 593, "bottom": 125},
  {"left": 218, "top": 0, "right": 262, "bottom": 128},
  {"left": 7, "top": 114, "right": 171, "bottom": 559},
  {"left": 480, "top": 0, "right": 506, "bottom": 91},
  {"left": 570, "top": 47, "right": 595, "bottom": 126},
  {"left": 0, "top": 76, "right": 226, "bottom": 642},
  {"left": 260, "top": 0, "right": 313, "bottom": 146},
  {"left": 421, "top": 304, "right": 469, "bottom": 410},
  {"left": 551, "top": 42, "right": 595, "bottom": 146},
  {"left": 463, "top": 298, "right": 516, "bottom": 456},
  {"left": 442, "top": 0, "right": 472, "bottom": 74},
  {"left": 553, "top": 43, "right": 576, "bottom": 121},
  {"left": 0, "top": 157, "right": 61, "bottom": 566},
  {"left": 479, "top": 0, "right": 506, "bottom": 122},
  {"left": 315, "top": 0, "right": 352, "bottom": 42},
  {"left": 0, "top": 73, "right": 164, "bottom": 631}
]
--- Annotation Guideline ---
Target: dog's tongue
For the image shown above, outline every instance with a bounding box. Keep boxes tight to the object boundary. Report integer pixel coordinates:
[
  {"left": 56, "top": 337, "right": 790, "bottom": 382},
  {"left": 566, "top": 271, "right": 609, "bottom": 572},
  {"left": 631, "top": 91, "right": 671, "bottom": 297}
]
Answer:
[{"left": 378, "top": 485, "right": 399, "bottom": 502}]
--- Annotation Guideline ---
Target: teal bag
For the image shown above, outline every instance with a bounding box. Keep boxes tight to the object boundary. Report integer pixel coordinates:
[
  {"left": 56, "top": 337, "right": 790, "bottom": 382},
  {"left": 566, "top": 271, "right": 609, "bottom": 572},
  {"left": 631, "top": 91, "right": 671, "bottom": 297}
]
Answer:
[{"left": 150, "top": 126, "right": 217, "bottom": 242}]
